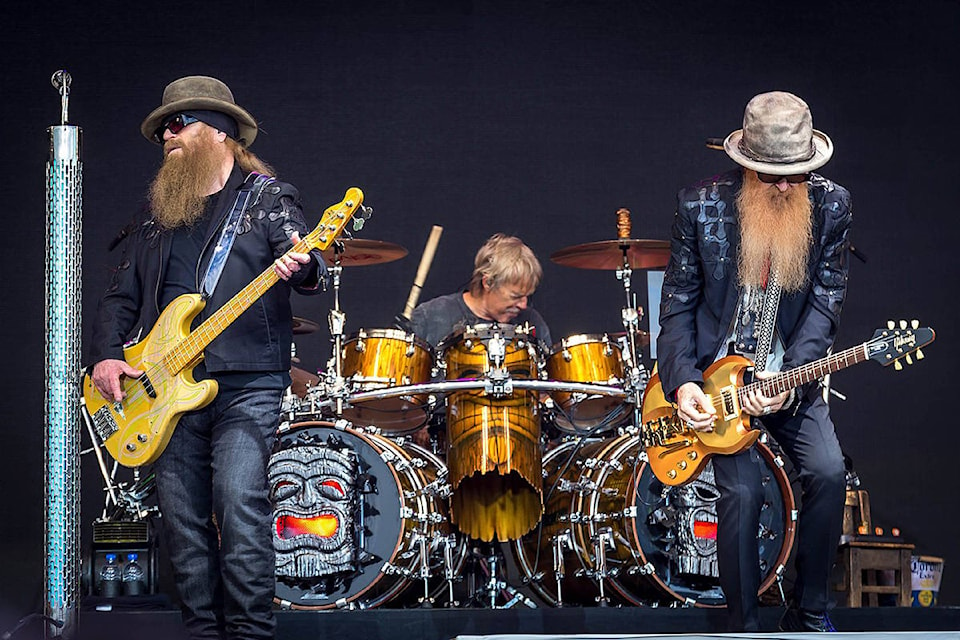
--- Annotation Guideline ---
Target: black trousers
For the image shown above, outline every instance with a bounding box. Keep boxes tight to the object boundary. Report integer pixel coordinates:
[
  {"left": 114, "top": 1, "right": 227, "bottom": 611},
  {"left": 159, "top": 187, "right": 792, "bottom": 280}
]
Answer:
[{"left": 713, "top": 393, "right": 846, "bottom": 631}]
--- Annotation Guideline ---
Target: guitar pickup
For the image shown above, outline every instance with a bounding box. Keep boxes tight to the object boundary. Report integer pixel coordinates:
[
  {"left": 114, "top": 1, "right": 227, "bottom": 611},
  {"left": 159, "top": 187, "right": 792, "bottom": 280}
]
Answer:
[
  {"left": 92, "top": 406, "right": 119, "bottom": 442},
  {"left": 140, "top": 374, "right": 157, "bottom": 399},
  {"left": 719, "top": 386, "right": 738, "bottom": 420}
]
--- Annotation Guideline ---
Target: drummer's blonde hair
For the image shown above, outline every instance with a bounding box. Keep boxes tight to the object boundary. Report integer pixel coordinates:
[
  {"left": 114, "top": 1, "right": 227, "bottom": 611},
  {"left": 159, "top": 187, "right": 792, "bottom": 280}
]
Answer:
[{"left": 469, "top": 233, "right": 542, "bottom": 295}]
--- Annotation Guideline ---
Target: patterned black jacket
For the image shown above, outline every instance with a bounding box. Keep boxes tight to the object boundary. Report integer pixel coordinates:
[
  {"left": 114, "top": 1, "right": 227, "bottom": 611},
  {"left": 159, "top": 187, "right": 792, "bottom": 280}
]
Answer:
[
  {"left": 90, "top": 166, "right": 326, "bottom": 373},
  {"left": 656, "top": 168, "right": 852, "bottom": 403}
]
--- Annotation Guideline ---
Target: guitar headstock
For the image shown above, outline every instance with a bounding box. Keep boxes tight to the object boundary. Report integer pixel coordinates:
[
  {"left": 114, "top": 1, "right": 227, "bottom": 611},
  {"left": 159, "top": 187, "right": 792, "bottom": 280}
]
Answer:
[
  {"left": 868, "top": 320, "right": 935, "bottom": 369},
  {"left": 302, "top": 187, "right": 365, "bottom": 252}
]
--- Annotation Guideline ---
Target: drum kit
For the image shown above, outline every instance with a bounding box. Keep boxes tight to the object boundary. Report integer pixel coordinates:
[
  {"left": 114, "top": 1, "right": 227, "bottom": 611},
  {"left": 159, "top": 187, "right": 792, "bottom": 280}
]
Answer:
[{"left": 265, "top": 216, "right": 798, "bottom": 611}]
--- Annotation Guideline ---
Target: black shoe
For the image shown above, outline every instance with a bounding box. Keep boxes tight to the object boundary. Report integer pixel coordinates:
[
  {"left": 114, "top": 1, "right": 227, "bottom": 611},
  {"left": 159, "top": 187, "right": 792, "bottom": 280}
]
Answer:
[{"left": 779, "top": 605, "right": 837, "bottom": 632}]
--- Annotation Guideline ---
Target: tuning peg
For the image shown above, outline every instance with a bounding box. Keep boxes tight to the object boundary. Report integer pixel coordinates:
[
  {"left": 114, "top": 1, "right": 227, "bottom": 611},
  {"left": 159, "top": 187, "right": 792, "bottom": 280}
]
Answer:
[
  {"left": 887, "top": 320, "right": 895, "bottom": 330},
  {"left": 899, "top": 320, "right": 908, "bottom": 330},
  {"left": 911, "top": 319, "right": 919, "bottom": 329},
  {"left": 905, "top": 354, "right": 914, "bottom": 365},
  {"left": 894, "top": 360, "right": 903, "bottom": 371},
  {"left": 917, "top": 348, "right": 925, "bottom": 360}
]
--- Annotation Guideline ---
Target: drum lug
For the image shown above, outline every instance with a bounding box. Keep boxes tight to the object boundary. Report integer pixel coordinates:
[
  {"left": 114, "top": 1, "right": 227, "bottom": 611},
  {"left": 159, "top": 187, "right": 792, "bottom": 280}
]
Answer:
[
  {"left": 399, "top": 506, "right": 415, "bottom": 519},
  {"left": 562, "top": 347, "right": 572, "bottom": 362},
  {"left": 622, "top": 505, "right": 637, "bottom": 518},
  {"left": 334, "top": 598, "right": 357, "bottom": 610}
]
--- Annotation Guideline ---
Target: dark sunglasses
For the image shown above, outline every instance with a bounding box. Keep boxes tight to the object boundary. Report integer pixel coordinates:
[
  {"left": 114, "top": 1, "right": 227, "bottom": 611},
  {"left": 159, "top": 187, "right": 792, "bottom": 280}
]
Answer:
[
  {"left": 757, "top": 172, "right": 809, "bottom": 184},
  {"left": 153, "top": 113, "right": 200, "bottom": 143}
]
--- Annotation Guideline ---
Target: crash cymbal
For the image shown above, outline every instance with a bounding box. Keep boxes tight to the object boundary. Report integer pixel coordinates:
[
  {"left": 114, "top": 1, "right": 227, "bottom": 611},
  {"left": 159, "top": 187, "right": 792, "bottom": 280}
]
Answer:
[
  {"left": 292, "top": 316, "right": 322, "bottom": 335},
  {"left": 551, "top": 239, "right": 670, "bottom": 270},
  {"left": 290, "top": 366, "right": 321, "bottom": 399},
  {"left": 321, "top": 239, "right": 408, "bottom": 266}
]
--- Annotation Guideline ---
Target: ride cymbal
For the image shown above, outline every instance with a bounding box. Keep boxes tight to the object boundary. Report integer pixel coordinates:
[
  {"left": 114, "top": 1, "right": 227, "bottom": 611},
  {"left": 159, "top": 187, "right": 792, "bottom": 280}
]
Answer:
[
  {"left": 550, "top": 239, "right": 670, "bottom": 270},
  {"left": 321, "top": 239, "right": 408, "bottom": 266}
]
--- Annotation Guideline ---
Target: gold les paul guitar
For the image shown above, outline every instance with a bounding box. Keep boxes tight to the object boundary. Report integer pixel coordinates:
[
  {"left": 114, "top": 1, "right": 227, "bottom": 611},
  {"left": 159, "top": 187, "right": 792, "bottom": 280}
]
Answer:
[
  {"left": 82, "top": 188, "right": 365, "bottom": 467},
  {"left": 640, "top": 320, "right": 935, "bottom": 486}
]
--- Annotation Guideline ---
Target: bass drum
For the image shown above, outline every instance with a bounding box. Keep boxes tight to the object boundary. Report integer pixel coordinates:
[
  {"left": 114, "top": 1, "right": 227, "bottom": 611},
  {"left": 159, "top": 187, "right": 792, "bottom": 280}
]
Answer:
[
  {"left": 513, "top": 434, "right": 795, "bottom": 607},
  {"left": 269, "top": 420, "right": 465, "bottom": 609}
]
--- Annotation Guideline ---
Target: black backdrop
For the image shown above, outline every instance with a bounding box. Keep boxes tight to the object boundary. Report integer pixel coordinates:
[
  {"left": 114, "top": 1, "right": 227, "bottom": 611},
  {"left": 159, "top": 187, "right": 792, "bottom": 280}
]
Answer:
[{"left": 3, "top": 0, "right": 958, "bottom": 624}]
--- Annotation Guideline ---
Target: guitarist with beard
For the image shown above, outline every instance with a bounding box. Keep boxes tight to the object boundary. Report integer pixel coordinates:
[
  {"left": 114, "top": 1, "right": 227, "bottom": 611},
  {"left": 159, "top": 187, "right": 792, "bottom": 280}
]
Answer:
[
  {"left": 89, "top": 76, "right": 326, "bottom": 640},
  {"left": 656, "top": 92, "right": 852, "bottom": 633}
]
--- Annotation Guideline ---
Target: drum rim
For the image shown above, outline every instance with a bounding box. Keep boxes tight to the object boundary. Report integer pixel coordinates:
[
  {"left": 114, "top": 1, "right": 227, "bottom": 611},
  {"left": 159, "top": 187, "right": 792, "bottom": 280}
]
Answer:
[
  {"left": 342, "top": 327, "right": 435, "bottom": 356},
  {"left": 271, "top": 420, "right": 412, "bottom": 609},
  {"left": 437, "top": 322, "right": 537, "bottom": 354},
  {"left": 546, "top": 333, "right": 621, "bottom": 357}
]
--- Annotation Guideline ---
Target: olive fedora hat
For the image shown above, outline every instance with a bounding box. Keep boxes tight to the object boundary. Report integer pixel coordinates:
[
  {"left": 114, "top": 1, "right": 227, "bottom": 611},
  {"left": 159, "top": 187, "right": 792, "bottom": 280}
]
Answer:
[
  {"left": 140, "top": 75, "right": 258, "bottom": 147},
  {"left": 724, "top": 91, "right": 832, "bottom": 175}
]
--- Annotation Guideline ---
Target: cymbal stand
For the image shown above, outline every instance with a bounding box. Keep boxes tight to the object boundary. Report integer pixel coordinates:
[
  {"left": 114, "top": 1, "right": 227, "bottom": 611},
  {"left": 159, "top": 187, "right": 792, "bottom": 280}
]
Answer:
[
  {"left": 324, "top": 244, "right": 349, "bottom": 415},
  {"left": 615, "top": 246, "right": 649, "bottom": 416}
]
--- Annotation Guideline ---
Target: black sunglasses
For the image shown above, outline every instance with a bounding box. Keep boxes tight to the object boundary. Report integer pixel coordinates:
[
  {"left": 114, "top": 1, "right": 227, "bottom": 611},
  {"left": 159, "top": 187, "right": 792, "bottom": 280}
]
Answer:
[
  {"left": 153, "top": 113, "right": 200, "bottom": 143},
  {"left": 757, "top": 172, "right": 809, "bottom": 184}
]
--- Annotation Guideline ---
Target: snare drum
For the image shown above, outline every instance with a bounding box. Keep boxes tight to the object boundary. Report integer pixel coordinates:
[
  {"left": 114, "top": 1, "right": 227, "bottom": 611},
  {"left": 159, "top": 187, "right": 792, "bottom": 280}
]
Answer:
[
  {"left": 270, "top": 420, "right": 465, "bottom": 609},
  {"left": 340, "top": 328, "right": 434, "bottom": 433},
  {"left": 441, "top": 323, "right": 543, "bottom": 542},
  {"left": 545, "top": 333, "right": 628, "bottom": 433}
]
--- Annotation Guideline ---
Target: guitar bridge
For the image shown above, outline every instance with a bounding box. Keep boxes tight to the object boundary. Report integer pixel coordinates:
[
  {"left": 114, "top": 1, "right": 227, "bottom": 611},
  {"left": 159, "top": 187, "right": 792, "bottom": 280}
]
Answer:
[{"left": 92, "top": 406, "right": 119, "bottom": 443}]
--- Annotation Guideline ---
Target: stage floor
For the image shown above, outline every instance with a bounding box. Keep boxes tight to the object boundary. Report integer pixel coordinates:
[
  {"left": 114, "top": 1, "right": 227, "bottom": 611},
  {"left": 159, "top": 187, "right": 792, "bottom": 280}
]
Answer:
[{"left": 74, "top": 606, "right": 960, "bottom": 640}]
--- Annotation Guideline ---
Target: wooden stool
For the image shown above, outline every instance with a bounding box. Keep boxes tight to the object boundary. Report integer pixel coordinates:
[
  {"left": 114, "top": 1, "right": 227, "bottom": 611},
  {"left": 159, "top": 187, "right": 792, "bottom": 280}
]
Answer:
[{"left": 835, "top": 540, "right": 915, "bottom": 607}]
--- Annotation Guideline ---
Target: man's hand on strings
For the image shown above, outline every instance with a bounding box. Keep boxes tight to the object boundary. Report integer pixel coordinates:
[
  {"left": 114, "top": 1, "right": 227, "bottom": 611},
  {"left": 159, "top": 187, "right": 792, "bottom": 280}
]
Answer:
[
  {"left": 741, "top": 370, "right": 792, "bottom": 417},
  {"left": 676, "top": 381, "right": 717, "bottom": 432},
  {"left": 92, "top": 358, "right": 144, "bottom": 402}
]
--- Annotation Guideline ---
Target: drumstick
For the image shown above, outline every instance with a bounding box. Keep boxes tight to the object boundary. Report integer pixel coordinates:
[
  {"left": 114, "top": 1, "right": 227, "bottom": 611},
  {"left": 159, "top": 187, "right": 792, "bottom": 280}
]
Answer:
[{"left": 400, "top": 225, "right": 443, "bottom": 320}]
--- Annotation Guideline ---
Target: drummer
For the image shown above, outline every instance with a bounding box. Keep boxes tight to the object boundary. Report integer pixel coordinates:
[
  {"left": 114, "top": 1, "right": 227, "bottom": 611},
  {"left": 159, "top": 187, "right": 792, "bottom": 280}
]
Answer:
[{"left": 410, "top": 233, "right": 552, "bottom": 349}]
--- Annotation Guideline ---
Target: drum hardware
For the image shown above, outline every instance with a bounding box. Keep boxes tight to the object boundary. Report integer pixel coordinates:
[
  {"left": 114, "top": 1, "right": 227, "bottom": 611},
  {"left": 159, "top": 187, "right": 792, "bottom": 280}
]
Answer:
[
  {"left": 513, "top": 434, "right": 795, "bottom": 608},
  {"left": 270, "top": 420, "right": 466, "bottom": 610},
  {"left": 319, "top": 238, "right": 408, "bottom": 267},
  {"left": 462, "top": 544, "right": 536, "bottom": 609},
  {"left": 80, "top": 404, "right": 158, "bottom": 522}
]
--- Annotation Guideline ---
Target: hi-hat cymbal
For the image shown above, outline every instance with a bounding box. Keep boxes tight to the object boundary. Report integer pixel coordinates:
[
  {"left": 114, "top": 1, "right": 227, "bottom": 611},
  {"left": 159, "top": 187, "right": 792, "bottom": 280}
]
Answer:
[
  {"left": 292, "top": 316, "right": 321, "bottom": 335},
  {"left": 551, "top": 239, "right": 670, "bottom": 270},
  {"left": 321, "top": 239, "right": 408, "bottom": 266}
]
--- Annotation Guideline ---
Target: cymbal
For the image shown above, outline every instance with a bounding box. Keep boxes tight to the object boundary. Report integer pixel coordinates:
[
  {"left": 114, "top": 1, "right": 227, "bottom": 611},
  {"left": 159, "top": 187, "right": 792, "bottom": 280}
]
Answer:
[
  {"left": 551, "top": 239, "right": 670, "bottom": 270},
  {"left": 290, "top": 366, "right": 320, "bottom": 399},
  {"left": 292, "top": 316, "right": 321, "bottom": 335},
  {"left": 610, "top": 329, "right": 651, "bottom": 349},
  {"left": 321, "top": 239, "right": 408, "bottom": 266}
]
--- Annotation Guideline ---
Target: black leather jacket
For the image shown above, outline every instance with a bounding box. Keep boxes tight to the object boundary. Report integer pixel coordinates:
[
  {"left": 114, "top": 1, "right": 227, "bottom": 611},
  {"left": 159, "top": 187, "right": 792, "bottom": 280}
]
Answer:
[
  {"left": 90, "top": 166, "right": 326, "bottom": 373},
  {"left": 657, "top": 168, "right": 853, "bottom": 402}
]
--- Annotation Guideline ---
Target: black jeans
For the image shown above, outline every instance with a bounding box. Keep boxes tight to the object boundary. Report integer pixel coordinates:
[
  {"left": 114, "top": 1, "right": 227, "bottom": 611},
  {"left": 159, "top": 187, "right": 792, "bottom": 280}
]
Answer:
[
  {"left": 713, "top": 393, "right": 846, "bottom": 631},
  {"left": 153, "top": 386, "right": 283, "bottom": 640}
]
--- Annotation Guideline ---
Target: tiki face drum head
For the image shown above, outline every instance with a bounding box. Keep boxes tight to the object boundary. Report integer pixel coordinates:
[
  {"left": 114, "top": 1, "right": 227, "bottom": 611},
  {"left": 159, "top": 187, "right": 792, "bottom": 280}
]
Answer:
[{"left": 269, "top": 421, "right": 462, "bottom": 609}]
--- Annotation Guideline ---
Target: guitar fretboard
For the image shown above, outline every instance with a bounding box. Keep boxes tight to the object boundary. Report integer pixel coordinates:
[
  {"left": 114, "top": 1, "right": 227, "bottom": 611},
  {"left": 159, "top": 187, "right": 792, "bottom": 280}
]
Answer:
[{"left": 739, "top": 342, "right": 869, "bottom": 400}]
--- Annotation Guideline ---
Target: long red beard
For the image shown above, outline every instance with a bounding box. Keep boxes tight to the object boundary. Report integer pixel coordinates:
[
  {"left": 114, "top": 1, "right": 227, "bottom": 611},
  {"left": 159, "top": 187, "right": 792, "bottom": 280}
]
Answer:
[
  {"left": 736, "top": 171, "right": 813, "bottom": 292},
  {"left": 149, "top": 136, "right": 225, "bottom": 229}
]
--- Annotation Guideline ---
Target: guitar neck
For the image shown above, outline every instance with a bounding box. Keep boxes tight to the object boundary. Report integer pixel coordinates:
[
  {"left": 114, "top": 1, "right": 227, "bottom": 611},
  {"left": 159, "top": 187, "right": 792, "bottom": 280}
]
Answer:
[
  {"left": 743, "top": 342, "right": 869, "bottom": 399},
  {"left": 164, "top": 238, "right": 311, "bottom": 372}
]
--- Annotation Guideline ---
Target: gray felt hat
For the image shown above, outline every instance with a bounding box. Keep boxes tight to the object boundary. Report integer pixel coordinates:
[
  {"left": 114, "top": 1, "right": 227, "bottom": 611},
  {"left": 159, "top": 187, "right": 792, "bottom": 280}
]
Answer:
[{"left": 724, "top": 91, "right": 832, "bottom": 175}]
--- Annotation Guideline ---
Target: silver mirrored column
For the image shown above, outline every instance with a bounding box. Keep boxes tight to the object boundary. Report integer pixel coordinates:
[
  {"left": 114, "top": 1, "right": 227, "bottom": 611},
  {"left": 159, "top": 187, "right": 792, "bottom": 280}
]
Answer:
[{"left": 45, "top": 69, "right": 81, "bottom": 637}]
